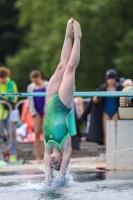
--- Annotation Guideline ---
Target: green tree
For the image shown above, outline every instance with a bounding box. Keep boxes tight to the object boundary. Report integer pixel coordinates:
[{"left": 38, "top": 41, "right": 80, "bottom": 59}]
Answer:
[
  {"left": 0, "top": 0, "right": 23, "bottom": 65},
  {"left": 6, "top": 0, "right": 133, "bottom": 92}
]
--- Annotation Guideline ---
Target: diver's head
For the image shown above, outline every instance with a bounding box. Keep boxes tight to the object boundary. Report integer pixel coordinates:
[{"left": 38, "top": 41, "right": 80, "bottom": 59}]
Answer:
[{"left": 50, "top": 149, "right": 62, "bottom": 171}]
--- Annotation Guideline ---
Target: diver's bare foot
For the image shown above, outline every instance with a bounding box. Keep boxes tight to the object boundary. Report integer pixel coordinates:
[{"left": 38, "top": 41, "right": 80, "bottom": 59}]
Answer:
[
  {"left": 66, "top": 18, "right": 74, "bottom": 38},
  {"left": 73, "top": 20, "right": 82, "bottom": 39}
]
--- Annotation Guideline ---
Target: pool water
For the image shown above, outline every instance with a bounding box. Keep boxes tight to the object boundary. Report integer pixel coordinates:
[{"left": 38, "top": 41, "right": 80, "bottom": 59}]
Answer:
[{"left": 0, "top": 170, "right": 133, "bottom": 200}]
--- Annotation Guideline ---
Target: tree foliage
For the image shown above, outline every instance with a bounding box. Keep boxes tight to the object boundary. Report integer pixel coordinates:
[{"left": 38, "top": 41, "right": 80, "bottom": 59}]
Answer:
[
  {"left": 5, "top": 0, "right": 133, "bottom": 91},
  {"left": 0, "top": 0, "right": 23, "bottom": 65}
]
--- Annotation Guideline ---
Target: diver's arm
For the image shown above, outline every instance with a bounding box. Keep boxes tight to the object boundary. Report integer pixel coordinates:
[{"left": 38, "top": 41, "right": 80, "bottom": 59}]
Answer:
[
  {"left": 44, "top": 145, "right": 53, "bottom": 181},
  {"left": 60, "top": 137, "right": 72, "bottom": 177}
]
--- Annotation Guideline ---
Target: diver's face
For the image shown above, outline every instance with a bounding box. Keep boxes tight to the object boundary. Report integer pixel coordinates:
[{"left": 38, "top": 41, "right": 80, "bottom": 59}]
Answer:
[
  {"left": 107, "top": 78, "right": 116, "bottom": 87},
  {"left": 0, "top": 77, "right": 6, "bottom": 84},
  {"left": 50, "top": 152, "right": 62, "bottom": 170}
]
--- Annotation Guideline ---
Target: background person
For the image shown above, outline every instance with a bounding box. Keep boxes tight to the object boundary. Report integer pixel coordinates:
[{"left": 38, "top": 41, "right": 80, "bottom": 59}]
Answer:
[
  {"left": 80, "top": 69, "right": 123, "bottom": 145},
  {"left": 0, "top": 66, "right": 18, "bottom": 162},
  {"left": 67, "top": 100, "right": 80, "bottom": 150},
  {"left": 23, "top": 70, "right": 48, "bottom": 163},
  {"left": 120, "top": 77, "right": 126, "bottom": 87},
  {"left": 122, "top": 79, "right": 133, "bottom": 87}
]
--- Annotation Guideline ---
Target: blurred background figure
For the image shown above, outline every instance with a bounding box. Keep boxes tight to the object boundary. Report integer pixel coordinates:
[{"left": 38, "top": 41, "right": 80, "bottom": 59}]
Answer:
[
  {"left": 80, "top": 69, "right": 123, "bottom": 145},
  {"left": 101, "top": 69, "right": 123, "bottom": 144},
  {"left": 120, "top": 77, "right": 126, "bottom": 87},
  {"left": 122, "top": 79, "right": 133, "bottom": 87},
  {"left": 74, "top": 97, "right": 84, "bottom": 119},
  {"left": 0, "top": 66, "right": 18, "bottom": 163},
  {"left": 20, "top": 99, "right": 33, "bottom": 135},
  {"left": 22, "top": 70, "right": 48, "bottom": 163},
  {"left": 74, "top": 97, "right": 84, "bottom": 138},
  {"left": 67, "top": 100, "right": 80, "bottom": 150}
]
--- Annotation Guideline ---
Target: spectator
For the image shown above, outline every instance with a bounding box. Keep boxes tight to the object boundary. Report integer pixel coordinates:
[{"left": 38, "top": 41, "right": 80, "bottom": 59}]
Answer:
[
  {"left": 22, "top": 70, "right": 48, "bottom": 163},
  {"left": 80, "top": 69, "right": 123, "bottom": 145},
  {"left": 122, "top": 79, "right": 133, "bottom": 87},
  {"left": 120, "top": 77, "right": 126, "bottom": 87},
  {"left": 67, "top": 100, "right": 80, "bottom": 150},
  {"left": 0, "top": 66, "right": 18, "bottom": 162}
]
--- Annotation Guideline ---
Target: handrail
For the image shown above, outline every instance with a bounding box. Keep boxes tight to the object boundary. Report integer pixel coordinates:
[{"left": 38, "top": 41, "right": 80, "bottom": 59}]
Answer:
[
  {"left": 15, "top": 99, "right": 25, "bottom": 110},
  {"left": 0, "top": 91, "right": 133, "bottom": 97}
]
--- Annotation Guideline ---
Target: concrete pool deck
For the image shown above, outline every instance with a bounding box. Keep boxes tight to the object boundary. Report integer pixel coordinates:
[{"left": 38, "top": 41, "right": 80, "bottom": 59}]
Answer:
[{"left": 0, "top": 157, "right": 106, "bottom": 172}]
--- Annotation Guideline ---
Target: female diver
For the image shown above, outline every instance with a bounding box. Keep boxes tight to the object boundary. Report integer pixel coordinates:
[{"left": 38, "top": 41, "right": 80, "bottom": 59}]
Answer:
[{"left": 43, "top": 18, "right": 82, "bottom": 182}]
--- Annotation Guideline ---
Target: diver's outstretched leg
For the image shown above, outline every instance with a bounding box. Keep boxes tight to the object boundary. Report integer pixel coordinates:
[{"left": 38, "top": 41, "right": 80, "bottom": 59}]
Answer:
[
  {"left": 46, "top": 18, "right": 74, "bottom": 104},
  {"left": 58, "top": 20, "right": 82, "bottom": 108}
]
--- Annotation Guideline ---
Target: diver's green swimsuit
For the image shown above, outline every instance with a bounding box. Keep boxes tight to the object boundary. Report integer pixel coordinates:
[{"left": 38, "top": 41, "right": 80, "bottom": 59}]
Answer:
[{"left": 44, "top": 94, "right": 71, "bottom": 150}]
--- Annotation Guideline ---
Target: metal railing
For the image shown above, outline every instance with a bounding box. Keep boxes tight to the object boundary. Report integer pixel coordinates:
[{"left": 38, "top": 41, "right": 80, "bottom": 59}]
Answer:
[
  {"left": 0, "top": 100, "right": 12, "bottom": 159},
  {"left": 0, "top": 91, "right": 133, "bottom": 97}
]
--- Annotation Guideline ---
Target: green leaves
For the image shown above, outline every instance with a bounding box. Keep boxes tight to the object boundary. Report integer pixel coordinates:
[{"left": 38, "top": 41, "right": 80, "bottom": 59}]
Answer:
[{"left": 5, "top": 0, "right": 133, "bottom": 91}]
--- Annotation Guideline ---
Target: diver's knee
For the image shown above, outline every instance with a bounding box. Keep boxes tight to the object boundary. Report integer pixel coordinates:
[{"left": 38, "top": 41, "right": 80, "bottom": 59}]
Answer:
[
  {"left": 56, "top": 62, "right": 66, "bottom": 71},
  {"left": 65, "top": 63, "right": 76, "bottom": 73}
]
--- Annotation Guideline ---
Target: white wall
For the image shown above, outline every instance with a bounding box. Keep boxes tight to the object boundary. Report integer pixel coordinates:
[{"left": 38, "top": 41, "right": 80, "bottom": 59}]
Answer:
[{"left": 106, "top": 120, "right": 133, "bottom": 171}]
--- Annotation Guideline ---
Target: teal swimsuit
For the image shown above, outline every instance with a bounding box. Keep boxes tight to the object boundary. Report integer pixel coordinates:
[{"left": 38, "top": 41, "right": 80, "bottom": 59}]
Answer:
[{"left": 43, "top": 94, "right": 71, "bottom": 150}]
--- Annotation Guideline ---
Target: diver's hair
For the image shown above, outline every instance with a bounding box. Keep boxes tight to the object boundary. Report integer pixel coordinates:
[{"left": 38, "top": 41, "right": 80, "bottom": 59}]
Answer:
[
  {"left": 56, "top": 167, "right": 60, "bottom": 171},
  {"left": 29, "top": 70, "right": 42, "bottom": 79},
  {"left": 52, "top": 165, "right": 60, "bottom": 171},
  {"left": 0, "top": 67, "right": 11, "bottom": 78}
]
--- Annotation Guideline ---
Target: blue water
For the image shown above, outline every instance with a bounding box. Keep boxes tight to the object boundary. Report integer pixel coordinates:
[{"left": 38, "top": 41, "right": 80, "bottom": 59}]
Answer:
[{"left": 0, "top": 171, "right": 133, "bottom": 200}]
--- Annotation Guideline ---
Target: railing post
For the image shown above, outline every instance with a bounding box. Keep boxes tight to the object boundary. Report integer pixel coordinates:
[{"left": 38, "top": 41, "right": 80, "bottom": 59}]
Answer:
[{"left": 0, "top": 100, "right": 12, "bottom": 156}]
